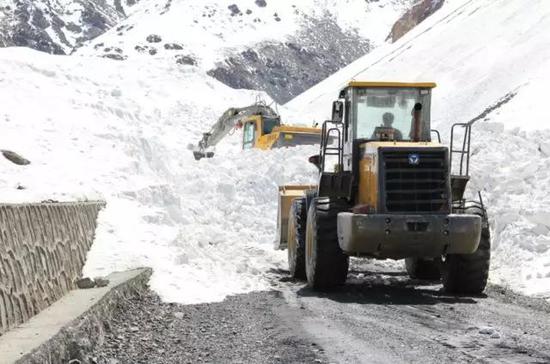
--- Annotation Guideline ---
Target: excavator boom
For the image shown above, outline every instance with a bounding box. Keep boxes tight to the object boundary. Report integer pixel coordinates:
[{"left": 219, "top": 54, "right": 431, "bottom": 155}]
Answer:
[{"left": 192, "top": 103, "right": 278, "bottom": 160}]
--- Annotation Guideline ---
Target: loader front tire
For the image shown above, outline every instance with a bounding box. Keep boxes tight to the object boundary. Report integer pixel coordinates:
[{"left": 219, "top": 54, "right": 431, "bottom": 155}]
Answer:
[
  {"left": 287, "top": 198, "right": 307, "bottom": 280},
  {"left": 442, "top": 209, "right": 491, "bottom": 294},
  {"left": 305, "top": 198, "right": 349, "bottom": 290}
]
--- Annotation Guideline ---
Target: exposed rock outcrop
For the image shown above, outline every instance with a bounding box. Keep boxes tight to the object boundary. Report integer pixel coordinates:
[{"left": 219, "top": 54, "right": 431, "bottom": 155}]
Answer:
[
  {"left": 386, "top": 0, "right": 444, "bottom": 42},
  {"left": 208, "top": 17, "right": 371, "bottom": 104}
]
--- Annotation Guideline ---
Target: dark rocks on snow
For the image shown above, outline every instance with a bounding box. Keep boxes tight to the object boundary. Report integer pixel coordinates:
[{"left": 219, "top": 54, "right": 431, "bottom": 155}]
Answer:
[
  {"left": 255, "top": 0, "right": 267, "bottom": 7},
  {"left": 146, "top": 34, "right": 162, "bottom": 43},
  {"left": 175, "top": 55, "right": 197, "bottom": 66},
  {"left": 135, "top": 44, "right": 158, "bottom": 55},
  {"left": 103, "top": 53, "right": 127, "bottom": 61},
  {"left": 228, "top": 4, "right": 242, "bottom": 16},
  {"left": 1, "top": 150, "right": 30, "bottom": 165},
  {"left": 208, "top": 17, "right": 371, "bottom": 104},
  {"left": 164, "top": 42, "right": 183, "bottom": 50}
]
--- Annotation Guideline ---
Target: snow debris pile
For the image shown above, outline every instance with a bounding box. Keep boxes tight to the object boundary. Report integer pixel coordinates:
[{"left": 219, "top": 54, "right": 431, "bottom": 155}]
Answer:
[
  {"left": 0, "top": 47, "right": 317, "bottom": 303},
  {"left": 286, "top": 0, "right": 550, "bottom": 297}
]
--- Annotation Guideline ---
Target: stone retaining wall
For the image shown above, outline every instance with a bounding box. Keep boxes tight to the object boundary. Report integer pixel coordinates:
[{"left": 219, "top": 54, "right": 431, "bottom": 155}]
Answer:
[{"left": 0, "top": 201, "right": 105, "bottom": 335}]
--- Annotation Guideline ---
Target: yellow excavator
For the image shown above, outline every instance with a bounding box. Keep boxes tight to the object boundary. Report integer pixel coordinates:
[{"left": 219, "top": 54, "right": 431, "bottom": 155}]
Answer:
[
  {"left": 191, "top": 102, "right": 323, "bottom": 160},
  {"left": 277, "top": 81, "right": 490, "bottom": 294}
]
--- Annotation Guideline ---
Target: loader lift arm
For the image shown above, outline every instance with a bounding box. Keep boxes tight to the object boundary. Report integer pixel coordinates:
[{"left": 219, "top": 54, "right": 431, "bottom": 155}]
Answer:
[{"left": 192, "top": 103, "right": 278, "bottom": 160}]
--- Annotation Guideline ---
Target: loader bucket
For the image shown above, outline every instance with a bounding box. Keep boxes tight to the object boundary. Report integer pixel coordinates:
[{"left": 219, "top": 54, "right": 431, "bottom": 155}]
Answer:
[{"left": 275, "top": 185, "right": 316, "bottom": 250}]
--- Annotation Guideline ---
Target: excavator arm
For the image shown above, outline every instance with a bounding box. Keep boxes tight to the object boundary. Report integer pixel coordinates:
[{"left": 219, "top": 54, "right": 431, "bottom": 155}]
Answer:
[{"left": 191, "top": 103, "right": 278, "bottom": 160}]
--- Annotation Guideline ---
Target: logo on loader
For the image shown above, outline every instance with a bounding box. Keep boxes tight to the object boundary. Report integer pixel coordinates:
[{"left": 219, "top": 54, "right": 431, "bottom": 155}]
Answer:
[{"left": 408, "top": 153, "right": 420, "bottom": 165}]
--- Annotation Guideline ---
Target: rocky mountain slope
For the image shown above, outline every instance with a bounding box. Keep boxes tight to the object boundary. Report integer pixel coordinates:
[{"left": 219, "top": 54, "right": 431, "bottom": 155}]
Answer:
[
  {"left": 0, "top": 0, "right": 138, "bottom": 54},
  {"left": 1, "top": 0, "right": 436, "bottom": 103}
]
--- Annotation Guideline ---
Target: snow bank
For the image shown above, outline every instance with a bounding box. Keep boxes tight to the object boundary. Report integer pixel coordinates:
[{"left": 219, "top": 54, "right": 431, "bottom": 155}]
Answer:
[
  {"left": 0, "top": 48, "right": 317, "bottom": 303},
  {"left": 286, "top": 0, "right": 550, "bottom": 297}
]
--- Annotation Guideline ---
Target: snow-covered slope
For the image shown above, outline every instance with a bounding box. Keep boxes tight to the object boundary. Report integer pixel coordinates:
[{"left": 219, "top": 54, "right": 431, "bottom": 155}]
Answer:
[{"left": 286, "top": 0, "right": 550, "bottom": 297}]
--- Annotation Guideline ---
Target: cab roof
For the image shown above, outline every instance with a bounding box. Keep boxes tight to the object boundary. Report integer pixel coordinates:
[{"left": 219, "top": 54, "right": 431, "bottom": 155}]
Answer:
[{"left": 345, "top": 81, "right": 437, "bottom": 89}]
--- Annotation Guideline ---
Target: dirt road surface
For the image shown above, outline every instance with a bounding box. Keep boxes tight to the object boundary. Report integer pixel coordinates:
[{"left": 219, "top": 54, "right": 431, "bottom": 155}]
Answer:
[{"left": 91, "top": 261, "right": 550, "bottom": 364}]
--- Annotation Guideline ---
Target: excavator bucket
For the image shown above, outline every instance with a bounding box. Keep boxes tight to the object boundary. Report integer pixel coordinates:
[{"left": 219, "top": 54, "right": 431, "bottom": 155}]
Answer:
[
  {"left": 193, "top": 150, "right": 215, "bottom": 161},
  {"left": 275, "top": 184, "right": 316, "bottom": 250}
]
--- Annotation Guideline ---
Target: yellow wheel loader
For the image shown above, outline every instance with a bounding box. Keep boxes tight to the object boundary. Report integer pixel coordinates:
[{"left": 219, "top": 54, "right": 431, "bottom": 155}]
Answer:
[
  {"left": 191, "top": 102, "right": 323, "bottom": 160},
  {"left": 276, "top": 81, "right": 490, "bottom": 294}
]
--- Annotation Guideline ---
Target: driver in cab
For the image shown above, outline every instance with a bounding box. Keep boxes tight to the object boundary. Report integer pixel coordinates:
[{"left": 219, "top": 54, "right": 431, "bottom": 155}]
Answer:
[{"left": 372, "top": 112, "right": 403, "bottom": 140}]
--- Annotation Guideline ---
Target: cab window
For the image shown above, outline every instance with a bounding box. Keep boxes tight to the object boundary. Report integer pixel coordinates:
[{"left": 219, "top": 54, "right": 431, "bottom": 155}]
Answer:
[
  {"left": 262, "top": 117, "right": 280, "bottom": 135},
  {"left": 243, "top": 122, "right": 255, "bottom": 149},
  {"left": 354, "top": 88, "right": 431, "bottom": 141}
]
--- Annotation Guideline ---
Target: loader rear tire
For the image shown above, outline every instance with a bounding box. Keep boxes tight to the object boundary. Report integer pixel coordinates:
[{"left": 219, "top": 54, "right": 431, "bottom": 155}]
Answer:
[
  {"left": 305, "top": 198, "right": 349, "bottom": 291},
  {"left": 442, "top": 209, "right": 491, "bottom": 294},
  {"left": 287, "top": 198, "right": 307, "bottom": 280},
  {"left": 405, "top": 258, "right": 441, "bottom": 280}
]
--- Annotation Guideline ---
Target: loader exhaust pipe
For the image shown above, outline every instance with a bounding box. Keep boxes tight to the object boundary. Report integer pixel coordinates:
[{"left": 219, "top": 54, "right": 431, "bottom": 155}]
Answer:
[{"left": 412, "top": 103, "right": 423, "bottom": 142}]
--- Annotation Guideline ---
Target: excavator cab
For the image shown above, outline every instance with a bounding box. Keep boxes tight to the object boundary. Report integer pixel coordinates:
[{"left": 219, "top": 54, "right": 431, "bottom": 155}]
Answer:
[
  {"left": 242, "top": 115, "right": 282, "bottom": 150},
  {"left": 241, "top": 114, "right": 323, "bottom": 151}
]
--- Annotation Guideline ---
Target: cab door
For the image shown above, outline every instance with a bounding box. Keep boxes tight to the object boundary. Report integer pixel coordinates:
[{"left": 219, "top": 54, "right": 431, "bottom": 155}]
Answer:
[{"left": 243, "top": 121, "right": 256, "bottom": 149}]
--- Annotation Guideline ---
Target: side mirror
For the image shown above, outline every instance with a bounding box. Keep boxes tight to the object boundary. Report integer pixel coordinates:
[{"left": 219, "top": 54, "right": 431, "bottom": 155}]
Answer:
[
  {"left": 308, "top": 154, "right": 321, "bottom": 171},
  {"left": 331, "top": 101, "right": 344, "bottom": 123}
]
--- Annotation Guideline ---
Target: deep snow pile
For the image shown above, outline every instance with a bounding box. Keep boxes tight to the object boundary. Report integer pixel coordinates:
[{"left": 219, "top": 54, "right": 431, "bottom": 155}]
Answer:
[
  {"left": 285, "top": 0, "right": 550, "bottom": 297},
  {"left": 0, "top": 48, "right": 317, "bottom": 303}
]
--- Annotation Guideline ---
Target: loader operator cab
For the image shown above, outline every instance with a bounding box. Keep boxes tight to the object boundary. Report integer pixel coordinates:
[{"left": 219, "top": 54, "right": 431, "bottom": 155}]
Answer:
[
  {"left": 342, "top": 83, "right": 433, "bottom": 144},
  {"left": 313, "top": 83, "right": 435, "bottom": 179}
]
